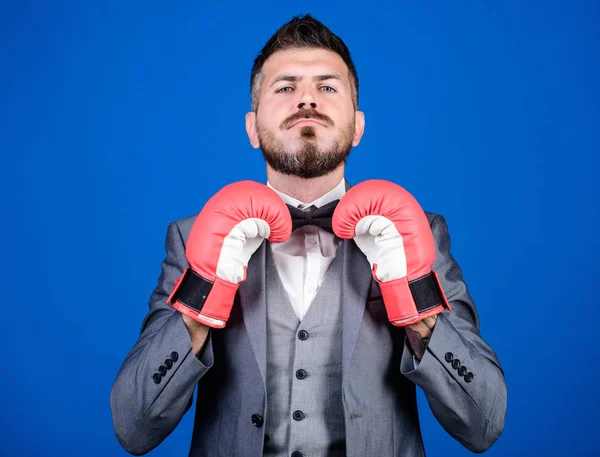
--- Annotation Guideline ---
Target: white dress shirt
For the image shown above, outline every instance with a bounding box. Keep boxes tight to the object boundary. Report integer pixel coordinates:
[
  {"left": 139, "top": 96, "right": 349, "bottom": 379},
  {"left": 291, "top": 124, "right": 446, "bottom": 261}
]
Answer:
[{"left": 267, "top": 178, "right": 346, "bottom": 321}]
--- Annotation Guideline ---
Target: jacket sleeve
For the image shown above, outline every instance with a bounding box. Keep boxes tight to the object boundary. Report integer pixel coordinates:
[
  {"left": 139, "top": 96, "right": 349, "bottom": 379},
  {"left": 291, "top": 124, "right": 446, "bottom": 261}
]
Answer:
[
  {"left": 400, "top": 214, "right": 507, "bottom": 453},
  {"left": 110, "top": 220, "right": 214, "bottom": 455}
]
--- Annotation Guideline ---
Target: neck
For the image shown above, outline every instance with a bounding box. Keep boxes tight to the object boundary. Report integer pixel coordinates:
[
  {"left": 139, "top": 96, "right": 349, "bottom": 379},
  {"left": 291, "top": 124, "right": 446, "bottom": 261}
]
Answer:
[{"left": 266, "top": 164, "right": 344, "bottom": 204}]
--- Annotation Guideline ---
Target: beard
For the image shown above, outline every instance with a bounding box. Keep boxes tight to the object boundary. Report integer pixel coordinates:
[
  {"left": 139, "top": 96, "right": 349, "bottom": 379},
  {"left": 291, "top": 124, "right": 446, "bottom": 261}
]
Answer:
[{"left": 257, "top": 118, "right": 355, "bottom": 179}]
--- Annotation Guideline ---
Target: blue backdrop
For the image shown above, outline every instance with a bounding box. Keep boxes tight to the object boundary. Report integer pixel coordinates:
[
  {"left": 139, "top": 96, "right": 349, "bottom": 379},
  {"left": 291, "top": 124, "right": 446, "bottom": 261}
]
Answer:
[{"left": 2, "top": 1, "right": 599, "bottom": 456}]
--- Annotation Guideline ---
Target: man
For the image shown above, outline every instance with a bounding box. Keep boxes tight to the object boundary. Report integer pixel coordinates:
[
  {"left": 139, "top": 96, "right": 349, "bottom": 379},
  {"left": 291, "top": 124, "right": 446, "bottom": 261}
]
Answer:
[{"left": 110, "top": 15, "right": 507, "bottom": 457}]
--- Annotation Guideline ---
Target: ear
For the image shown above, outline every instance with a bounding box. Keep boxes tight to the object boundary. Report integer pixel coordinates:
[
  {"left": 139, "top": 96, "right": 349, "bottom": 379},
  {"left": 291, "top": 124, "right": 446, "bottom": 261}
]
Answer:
[
  {"left": 352, "top": 110, "right": 365, "bottom": 147},
  {"left": 245, "top": 111, "right": 260, "bottom": 149}
]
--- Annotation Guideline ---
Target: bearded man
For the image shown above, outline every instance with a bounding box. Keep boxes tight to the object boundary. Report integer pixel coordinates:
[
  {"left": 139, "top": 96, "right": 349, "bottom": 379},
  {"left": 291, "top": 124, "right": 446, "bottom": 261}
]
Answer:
[{"left": 111, "top": 14, "right": 507, "bottom": 457}]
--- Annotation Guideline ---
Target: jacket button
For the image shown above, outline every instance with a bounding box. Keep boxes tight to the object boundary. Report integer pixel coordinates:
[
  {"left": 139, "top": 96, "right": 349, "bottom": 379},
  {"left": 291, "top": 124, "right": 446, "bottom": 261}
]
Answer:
[
  {"left": 457, "top": 366, "right": 467, "bottom": 377},
  {"left": 158, "top": 365, "right": 167, "bottom": 376},
  {"left": 251, "top": 414, "right": 263, "bottom": 427},
  {"left": 165, "top": 359, "right": 173, "bottom": 369},
  {"left": 292, "top": 410, "right": 305, "bottom": 421},
  {"left": 298, "top": 330, "right": 309, "bottom": 341},
  {"left": 296, "top": 369, "right": 307, "bottom": 380},
  {"left": 152, "top": 373, "right": 162, "bottom": 384},
  {"left": 444, "top": 352, "right": 454, "bottom": 362},
  {"left": 464, "top": 372, "right": 474, "bottom": 383},
  {"left": 451, "top": 359, "right": 461, "bottom": 370},
  {"left": 171, "top": 351, "right": 179, "bottom": 362},
  {"left": 291, "top": 452, "right": 303, "bottom": 457}
]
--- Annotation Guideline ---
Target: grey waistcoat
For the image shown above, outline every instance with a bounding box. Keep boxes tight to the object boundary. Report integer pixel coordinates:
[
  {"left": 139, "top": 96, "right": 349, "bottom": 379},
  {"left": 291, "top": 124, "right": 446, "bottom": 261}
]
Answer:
[{"left": 263, "top": 242, "right": 346, "bottom": 457}]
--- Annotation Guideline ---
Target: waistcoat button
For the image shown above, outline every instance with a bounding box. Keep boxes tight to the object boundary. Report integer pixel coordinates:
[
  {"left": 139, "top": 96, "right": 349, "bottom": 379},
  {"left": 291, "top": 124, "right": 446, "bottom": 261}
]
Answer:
[
  {"left": 297, "top": 330, "right": 309, "bottom": 340},
  {"left": 291, "top": 452, "right": 303, "bottom": 457},
  {"left": 296, "top": 369, "right": 307, "bottom": 380},
  {"left": 251, "top": 414, "right": 263, "bottom": 427},
  {"left": 292, "top": 410, "right": 305, "bottom": 421}
]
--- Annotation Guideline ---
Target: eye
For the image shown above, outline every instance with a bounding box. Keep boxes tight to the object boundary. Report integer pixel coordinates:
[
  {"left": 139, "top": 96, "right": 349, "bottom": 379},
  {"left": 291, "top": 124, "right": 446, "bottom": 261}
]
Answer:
[
  {"left": 276, "top": 86, "right": 293, "bottom": 93},
  {"left": 320, "top": 86, "right": 336, "bottom": 93}
]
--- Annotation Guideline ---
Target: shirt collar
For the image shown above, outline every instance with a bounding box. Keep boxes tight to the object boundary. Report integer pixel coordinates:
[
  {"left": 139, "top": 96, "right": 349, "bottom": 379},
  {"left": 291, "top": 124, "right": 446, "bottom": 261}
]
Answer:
[{"left": 267, "top": 177, "right": 346, "bottom": 209}]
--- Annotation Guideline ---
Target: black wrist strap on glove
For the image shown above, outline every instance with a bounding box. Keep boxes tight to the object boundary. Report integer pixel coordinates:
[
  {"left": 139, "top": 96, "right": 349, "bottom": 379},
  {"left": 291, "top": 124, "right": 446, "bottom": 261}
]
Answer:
[
  {"left": 170, "top": 268, "right": 213, "bottom": 313},
  {"left": 409, "top": 272, "right": 448, "bottom": 313}
]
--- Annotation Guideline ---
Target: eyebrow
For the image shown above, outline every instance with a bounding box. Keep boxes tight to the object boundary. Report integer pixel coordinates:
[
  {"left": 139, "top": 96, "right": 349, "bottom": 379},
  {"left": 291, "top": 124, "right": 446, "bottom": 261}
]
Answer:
[{"left": 269, "top": 73, "right": 344, "bottom": 88}]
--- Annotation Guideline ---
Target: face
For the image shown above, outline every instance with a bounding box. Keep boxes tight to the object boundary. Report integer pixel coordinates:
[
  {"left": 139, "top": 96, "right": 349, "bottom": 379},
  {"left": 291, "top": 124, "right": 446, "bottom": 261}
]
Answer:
[{"left": 246, "top": 48, "right": 365, "bottom": 179}]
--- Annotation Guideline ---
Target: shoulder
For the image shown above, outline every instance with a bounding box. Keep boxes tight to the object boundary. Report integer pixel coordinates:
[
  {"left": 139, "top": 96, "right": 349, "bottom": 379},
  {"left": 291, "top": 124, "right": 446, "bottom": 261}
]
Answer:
[
  {"left": 167, "top": 213, "right": 198, "bottom": 245},
  {"left": 424, "top": 210, "right": 443, "bottom": 226},
  {"left": 423, "top": 210, "right": 451, "bottom": 245}
]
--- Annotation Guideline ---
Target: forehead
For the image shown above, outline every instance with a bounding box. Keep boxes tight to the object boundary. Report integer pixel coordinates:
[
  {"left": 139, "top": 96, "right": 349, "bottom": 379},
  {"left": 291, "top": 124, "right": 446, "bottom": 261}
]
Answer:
[{"left": 261, "top": 48, "right": 350, "bottom": 83}]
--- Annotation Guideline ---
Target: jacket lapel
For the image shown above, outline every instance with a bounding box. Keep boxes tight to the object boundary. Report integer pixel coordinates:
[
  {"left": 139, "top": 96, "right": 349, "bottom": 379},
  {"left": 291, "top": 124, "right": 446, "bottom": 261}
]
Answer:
[
  {"left": 340, "top": 178, "right": 372, "bottom": 375},
  {"left": 341, "top": 238, "right": 373, "bottom": 377},
  {"left": 238, "top": 240, "right": 268, "bottom": 386}
]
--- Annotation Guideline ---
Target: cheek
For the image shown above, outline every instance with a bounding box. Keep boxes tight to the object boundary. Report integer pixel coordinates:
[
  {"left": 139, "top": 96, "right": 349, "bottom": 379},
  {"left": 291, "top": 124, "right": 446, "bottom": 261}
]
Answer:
[
  {"left": 330, "top": 112, "right": 353, "bottom": 133},
  {"left": 258, "top": 103, "right": 289, "bottom": 130},
  {"left": 320, "top": 99, "right": 352, "bottom": 123}
]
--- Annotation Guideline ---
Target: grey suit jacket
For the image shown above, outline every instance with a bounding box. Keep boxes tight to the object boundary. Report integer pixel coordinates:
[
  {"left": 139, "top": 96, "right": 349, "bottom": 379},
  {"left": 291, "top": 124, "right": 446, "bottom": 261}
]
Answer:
[{"left": 110, "top": 208, "right": 507, "bottom": 456}]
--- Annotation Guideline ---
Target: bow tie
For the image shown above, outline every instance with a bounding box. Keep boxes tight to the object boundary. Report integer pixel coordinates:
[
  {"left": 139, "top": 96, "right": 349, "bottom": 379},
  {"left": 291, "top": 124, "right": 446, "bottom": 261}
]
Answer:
[{"left": 287, "top": 199, "right": 340, "bottom": 234}]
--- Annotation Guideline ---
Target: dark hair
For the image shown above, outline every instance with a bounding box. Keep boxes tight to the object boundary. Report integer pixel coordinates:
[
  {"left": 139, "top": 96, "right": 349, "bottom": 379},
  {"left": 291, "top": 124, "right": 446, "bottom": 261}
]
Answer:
[{"left": 250, "top": 14, "right": 358, "bottom": 110}]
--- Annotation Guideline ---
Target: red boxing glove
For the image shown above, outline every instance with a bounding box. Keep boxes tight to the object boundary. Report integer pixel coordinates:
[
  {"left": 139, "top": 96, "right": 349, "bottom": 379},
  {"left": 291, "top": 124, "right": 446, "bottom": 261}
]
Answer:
[
  {"left": 332, "top": 180, "right": 450, "bottom": 326},
  {"left": 168, "top": 181, "right": 292, "bottom": 328}
]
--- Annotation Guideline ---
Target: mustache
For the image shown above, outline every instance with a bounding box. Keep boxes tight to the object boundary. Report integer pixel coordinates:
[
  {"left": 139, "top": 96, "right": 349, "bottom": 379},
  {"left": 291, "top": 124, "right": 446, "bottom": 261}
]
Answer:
[{"left": 281, "top": 109, "right": 334, "bottom": 129}]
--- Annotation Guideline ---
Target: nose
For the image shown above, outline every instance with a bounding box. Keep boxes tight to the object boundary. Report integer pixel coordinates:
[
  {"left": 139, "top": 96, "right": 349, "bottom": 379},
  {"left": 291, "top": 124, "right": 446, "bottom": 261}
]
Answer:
[
  {"left": 297, "top": 87, "right": 318, "bottom": 110},
  {"left": 298, "top": 101, "right": 317, "bottom": 109}
]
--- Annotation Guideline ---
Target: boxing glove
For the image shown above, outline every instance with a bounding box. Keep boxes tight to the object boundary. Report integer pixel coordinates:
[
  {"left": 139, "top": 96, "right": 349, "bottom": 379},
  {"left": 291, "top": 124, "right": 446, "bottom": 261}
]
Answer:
[
  {"left": 332, "top": 179, "right": 450, "bottom": 326},
  {"left": 167, "top": 181, "right": 292, "bottom": 328}
]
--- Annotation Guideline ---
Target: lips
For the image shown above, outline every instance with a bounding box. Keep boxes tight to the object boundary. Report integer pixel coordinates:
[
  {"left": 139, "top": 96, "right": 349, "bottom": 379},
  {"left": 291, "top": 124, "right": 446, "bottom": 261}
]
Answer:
[{"left": 290, "top": 119, "right": 323, "bottom": 128}]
